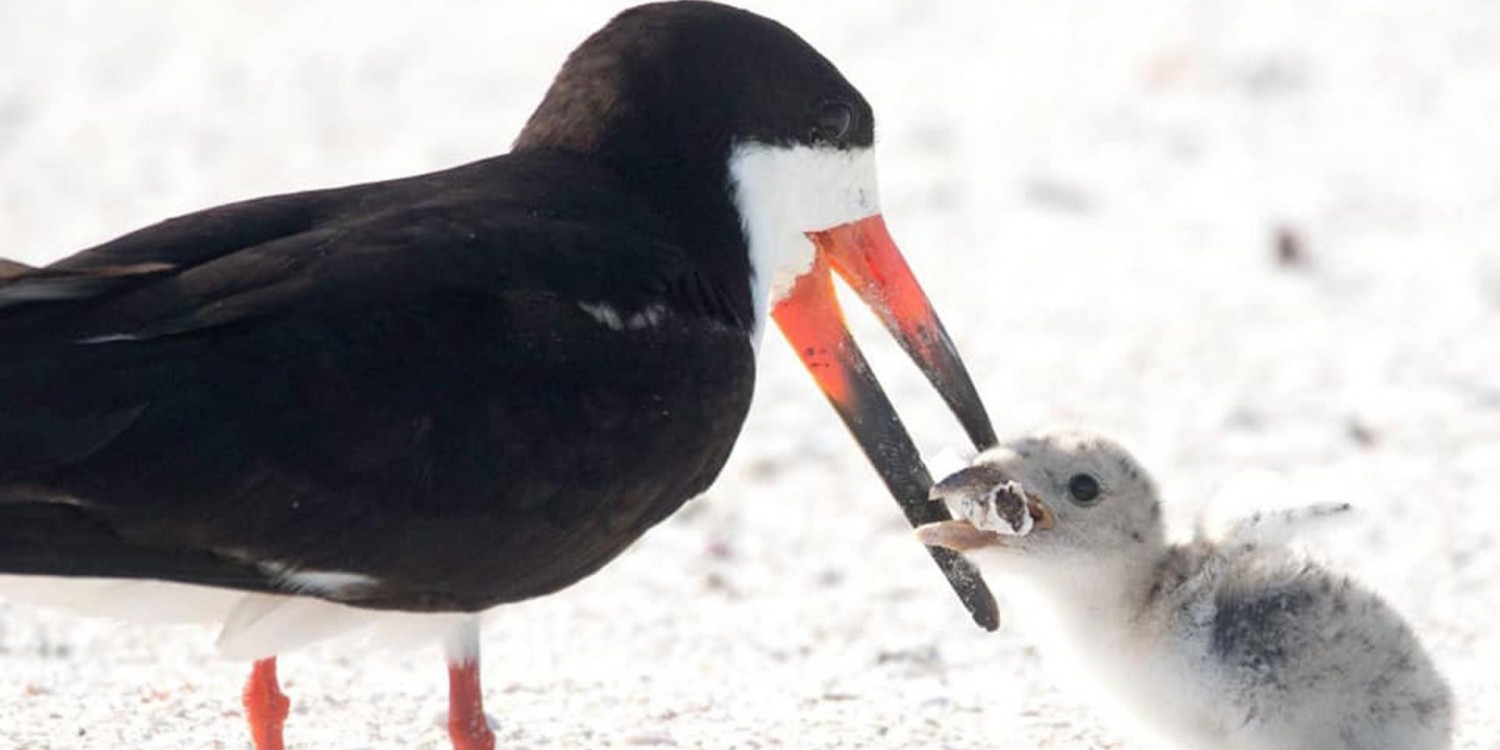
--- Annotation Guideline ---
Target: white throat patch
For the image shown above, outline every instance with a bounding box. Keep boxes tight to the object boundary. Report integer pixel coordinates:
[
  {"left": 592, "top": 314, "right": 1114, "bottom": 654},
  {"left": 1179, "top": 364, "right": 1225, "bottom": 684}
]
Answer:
[{"left": 727, "top": 142, "right": 881, "bottom": 343}]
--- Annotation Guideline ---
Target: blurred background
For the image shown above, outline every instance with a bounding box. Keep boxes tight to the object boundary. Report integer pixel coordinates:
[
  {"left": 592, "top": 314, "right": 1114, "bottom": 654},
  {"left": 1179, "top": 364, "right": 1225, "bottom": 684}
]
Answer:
[{"left": 1, "top": 1, "right": 1496, "bottom": 747}]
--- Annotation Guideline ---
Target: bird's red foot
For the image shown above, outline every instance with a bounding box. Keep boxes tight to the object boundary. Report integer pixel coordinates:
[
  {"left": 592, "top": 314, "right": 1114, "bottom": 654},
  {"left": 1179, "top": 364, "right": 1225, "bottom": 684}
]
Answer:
[
  {"left": 243, "top": 657, "right": 291, "bottom": 750},
  {"left": 447, "top": 659, "right": 496, "bottom": 750}
]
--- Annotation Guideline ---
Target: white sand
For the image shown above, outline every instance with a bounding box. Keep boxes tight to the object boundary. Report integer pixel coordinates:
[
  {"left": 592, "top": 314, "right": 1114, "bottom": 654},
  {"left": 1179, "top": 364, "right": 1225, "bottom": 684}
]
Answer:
[{"left": 1, "top": 1, "right": 1496, "bottom": 748}]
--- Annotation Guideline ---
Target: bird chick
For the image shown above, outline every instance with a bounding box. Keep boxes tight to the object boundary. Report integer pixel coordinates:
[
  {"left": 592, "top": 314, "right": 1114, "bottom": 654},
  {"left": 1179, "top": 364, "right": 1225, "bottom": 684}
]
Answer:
[{"left": 917, "top": 429, "right": 1452, "bottom": 750}]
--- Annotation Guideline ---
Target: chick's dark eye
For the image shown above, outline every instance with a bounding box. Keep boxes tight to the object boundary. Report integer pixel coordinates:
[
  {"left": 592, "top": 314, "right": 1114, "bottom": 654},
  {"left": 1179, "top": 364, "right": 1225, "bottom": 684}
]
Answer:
[
  {"left": 813, "top": 101, "right": 853, "bottom": 143},
  {"left": 1067, "top": 473, "right": 1102, "bottom": 505}
]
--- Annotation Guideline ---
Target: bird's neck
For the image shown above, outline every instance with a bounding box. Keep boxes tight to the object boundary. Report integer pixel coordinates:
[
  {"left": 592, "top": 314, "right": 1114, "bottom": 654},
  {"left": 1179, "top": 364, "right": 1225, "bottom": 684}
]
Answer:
[
  {"left": 1002, "top": 549, "right": 1167, "bottom": 650},
  {"left": 510, "top": 138, "right": 758, "bottom": 335},
  {"left": 985, "top": 549, "right": 1171, "bottom": 737},
  {"left": 726, "top": 141, "right": 881, "bottom": 344},
  {"left": 617, "top": 149, "right": 759, "bottom": 333}
]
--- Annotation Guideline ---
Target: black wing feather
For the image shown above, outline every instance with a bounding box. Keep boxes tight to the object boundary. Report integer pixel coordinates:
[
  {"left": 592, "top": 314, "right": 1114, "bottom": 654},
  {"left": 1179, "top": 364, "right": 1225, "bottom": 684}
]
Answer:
[{"left": 0, "top": 152, "right": 756, "bottom": 611}]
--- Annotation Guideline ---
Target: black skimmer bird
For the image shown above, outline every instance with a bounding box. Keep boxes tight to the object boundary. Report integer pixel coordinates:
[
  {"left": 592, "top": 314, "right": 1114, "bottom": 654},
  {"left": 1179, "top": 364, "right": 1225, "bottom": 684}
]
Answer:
[
  {"left": 0, "top": 2, "right": 999, "bottom": 748},
  {"left": 918, "top": 429, "right": 1453, "bottom": 750}
]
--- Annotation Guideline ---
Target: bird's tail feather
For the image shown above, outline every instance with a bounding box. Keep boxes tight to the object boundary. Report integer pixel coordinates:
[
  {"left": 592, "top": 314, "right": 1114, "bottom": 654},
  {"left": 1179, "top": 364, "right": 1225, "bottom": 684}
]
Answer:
[
  {"left": 0, "top": 259, "right": 174, "bottom": 309},
  {"left": 0, "top": 500, "right": 274, "bottom": 591}
]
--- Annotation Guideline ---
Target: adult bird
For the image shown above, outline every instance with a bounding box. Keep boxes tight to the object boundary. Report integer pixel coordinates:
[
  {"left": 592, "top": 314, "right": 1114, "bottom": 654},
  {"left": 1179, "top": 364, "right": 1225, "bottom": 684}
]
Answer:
[{"left": 0, "top": 2, "right": 998, "bottom": 748}]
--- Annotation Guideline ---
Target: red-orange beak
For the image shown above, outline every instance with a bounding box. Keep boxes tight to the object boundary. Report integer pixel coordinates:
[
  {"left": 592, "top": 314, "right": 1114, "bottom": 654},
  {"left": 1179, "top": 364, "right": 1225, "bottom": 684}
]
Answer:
[{"left": 771, "top": 213, "right": 999, "bottom": 630}]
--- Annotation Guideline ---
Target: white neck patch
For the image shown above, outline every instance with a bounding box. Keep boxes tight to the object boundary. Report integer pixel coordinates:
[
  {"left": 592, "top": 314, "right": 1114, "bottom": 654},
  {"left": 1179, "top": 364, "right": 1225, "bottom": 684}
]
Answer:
[{"left": 727, "top": 142, "right": 881, "bottom": 343}]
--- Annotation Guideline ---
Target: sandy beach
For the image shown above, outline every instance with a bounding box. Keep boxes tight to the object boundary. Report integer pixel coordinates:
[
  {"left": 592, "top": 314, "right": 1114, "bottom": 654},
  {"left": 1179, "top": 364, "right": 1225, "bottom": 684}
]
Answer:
[{"left": 1, "top": 1, "right": 1496, "bottom": 747}]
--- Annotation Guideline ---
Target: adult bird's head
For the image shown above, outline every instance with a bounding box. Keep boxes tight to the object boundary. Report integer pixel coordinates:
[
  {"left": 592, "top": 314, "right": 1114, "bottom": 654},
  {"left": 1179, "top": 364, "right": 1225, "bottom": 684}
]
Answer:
[{"left": 516, "top": 1, "right": 999, "bottom": 625}]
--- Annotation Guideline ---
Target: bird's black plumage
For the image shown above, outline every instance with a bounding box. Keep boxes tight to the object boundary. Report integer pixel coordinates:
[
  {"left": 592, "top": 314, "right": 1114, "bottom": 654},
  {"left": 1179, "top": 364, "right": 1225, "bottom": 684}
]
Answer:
[
  {"left": 0, "top": 1, "right": 878, "bottom": 613},
  {"left": 1, "top": 150, "right": 755, "bottom": 611},
  {"left": 0, "top": 7, "right": 1008, "bottom": 749}
]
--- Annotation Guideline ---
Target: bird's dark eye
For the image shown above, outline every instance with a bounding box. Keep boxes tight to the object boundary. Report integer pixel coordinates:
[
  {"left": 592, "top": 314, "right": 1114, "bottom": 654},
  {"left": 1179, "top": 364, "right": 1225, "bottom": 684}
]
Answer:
[
  {"left": 1067, "top": 473, "right": 1102, "bottom": 505},
  {"left": 812, "top": 101, "right": 853, "bottom": 144}
]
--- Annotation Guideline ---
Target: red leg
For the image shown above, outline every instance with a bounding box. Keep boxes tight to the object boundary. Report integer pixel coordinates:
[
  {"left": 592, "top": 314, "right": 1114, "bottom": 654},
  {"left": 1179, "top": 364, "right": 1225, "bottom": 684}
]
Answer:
[
  {"left": 242, "top": 657, "right": 290, "bottom": 750},
  {"left": 446, "top": 658, "right": 496, "bottom": 750}
]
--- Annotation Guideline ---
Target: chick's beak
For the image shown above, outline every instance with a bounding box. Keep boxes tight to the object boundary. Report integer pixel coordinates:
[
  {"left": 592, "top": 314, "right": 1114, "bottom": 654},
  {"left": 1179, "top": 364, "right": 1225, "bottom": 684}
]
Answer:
[
  {"left": 917, "top": 467, "right": 1054, "bottom": 552},
  {"left": 772, "top": 213, "right": 999, "bottom": 631},
  {"left": 1028, "top": 494, "right": 1056, "bottom": 531},
  {"left": 913, "top": 520, "right": 1008, "bottom": 552},
  {"left": 914, "top": 491, "right": 1053, "bottom": 553}
]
